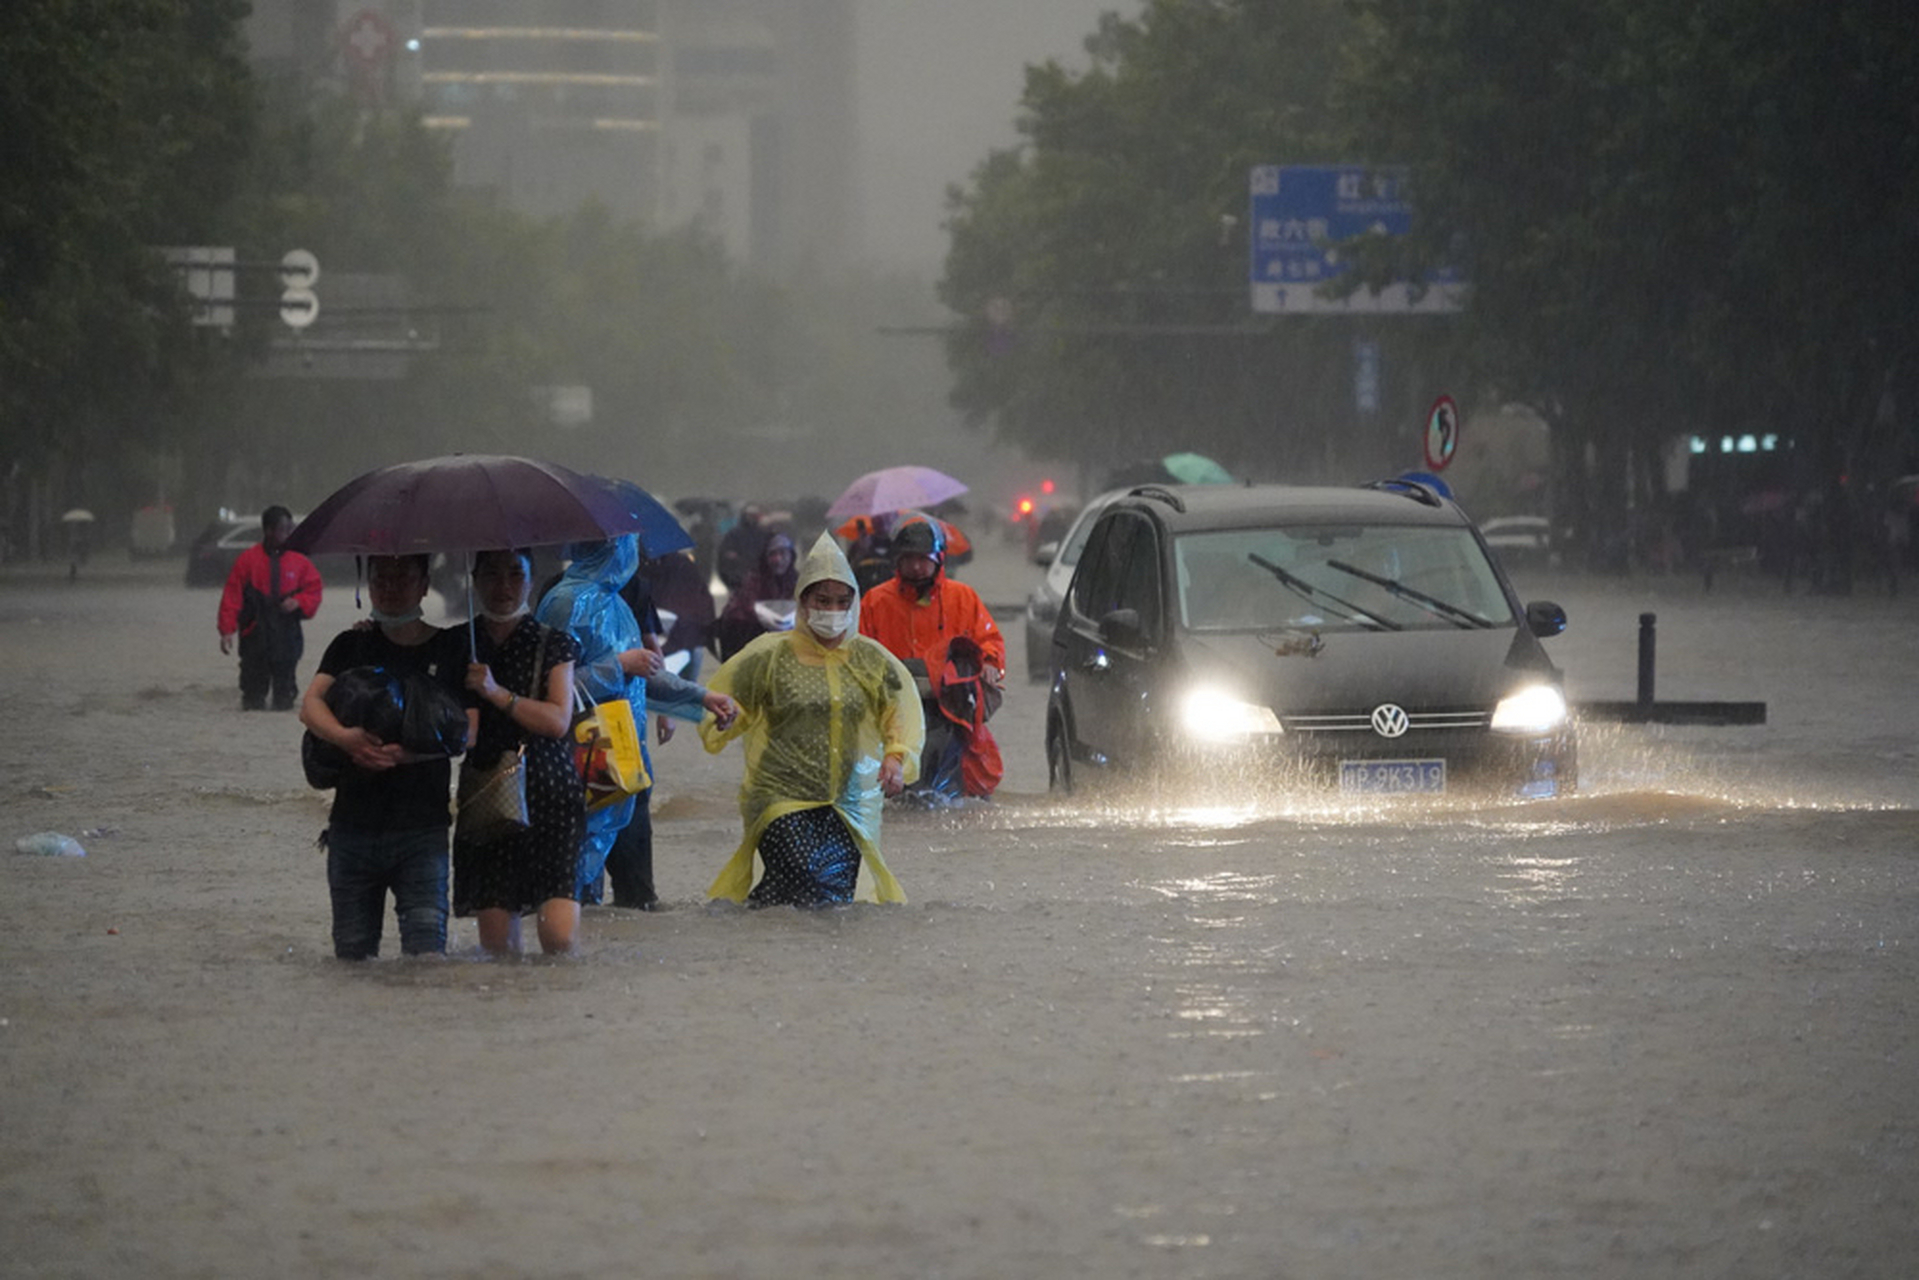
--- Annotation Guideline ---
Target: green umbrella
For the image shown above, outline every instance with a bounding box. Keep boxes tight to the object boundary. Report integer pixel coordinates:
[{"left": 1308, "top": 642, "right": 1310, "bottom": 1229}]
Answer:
[{"left": 1162, "top": 452, "right": 1234, "bottom": 485}]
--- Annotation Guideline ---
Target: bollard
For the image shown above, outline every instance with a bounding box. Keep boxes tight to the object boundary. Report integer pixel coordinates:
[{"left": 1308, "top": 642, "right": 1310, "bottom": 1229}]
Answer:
[
  {"left": 1575, "top": 610, "right": 1765, "bottom": 724},
  {"left": 1636, "top": 612, "right": 1656, "bottom": 708}
]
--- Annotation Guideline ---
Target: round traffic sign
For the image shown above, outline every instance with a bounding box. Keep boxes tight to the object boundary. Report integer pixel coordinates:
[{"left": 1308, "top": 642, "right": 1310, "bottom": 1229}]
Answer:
[
  {"left": 280, "top": 248, "right": 319, "bottom": 289},
  {"left": 280, "top": 287, "right": 320, "bottom": 329},
  {"left": 1424, "top": 394, "right": 1459, "bottom": 471}
]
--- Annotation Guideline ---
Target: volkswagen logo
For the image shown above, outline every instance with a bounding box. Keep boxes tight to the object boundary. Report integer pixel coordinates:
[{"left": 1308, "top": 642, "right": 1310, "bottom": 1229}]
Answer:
[{"left": 1370, "top": 704, "right": 1410, "bottom": 738}]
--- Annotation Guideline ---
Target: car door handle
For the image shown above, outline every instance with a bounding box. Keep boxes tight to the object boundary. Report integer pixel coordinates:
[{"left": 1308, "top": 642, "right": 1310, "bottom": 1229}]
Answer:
[{"left": 1082, "top": 650, "right": 1111, "bottom": 673}]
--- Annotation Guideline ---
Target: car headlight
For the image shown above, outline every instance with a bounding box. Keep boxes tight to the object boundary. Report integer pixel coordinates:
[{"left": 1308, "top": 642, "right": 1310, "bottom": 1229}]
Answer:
[
  {"left": 1181, "top": 686, "right": 1283, "bottom": 741},
  {"left": 1026, "top": 593, "right": 1057, "bottom": 624},
  {"left": 1490, "top": 684, "right": 1568, "bottom": 735}
]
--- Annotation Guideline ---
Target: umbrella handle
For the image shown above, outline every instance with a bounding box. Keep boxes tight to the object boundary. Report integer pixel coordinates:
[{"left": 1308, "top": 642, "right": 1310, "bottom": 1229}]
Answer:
[{"left": 467, "top": 553, "right": 476, "bottom": 661}]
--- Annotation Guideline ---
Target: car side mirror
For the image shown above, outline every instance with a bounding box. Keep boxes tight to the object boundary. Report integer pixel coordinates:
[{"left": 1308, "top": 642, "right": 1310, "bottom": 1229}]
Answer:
[
  {"left": 1099, "top": 607, "right": 1144, "bottom": 647},
  {"left": 1525, "top": 600, "right": 1567, "bottom": 638},
  {"left": 1033, "top": 540, "right": 1059, "bottom": 567}
]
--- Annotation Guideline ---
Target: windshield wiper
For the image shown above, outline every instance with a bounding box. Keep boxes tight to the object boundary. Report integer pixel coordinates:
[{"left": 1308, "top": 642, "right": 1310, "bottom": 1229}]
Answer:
[
  {"left": 1247, "top": 553, "right": 1396, "bottom": 631},
  {"left": 1324, "top": 559, "right": 1496, "bottom": 629}
]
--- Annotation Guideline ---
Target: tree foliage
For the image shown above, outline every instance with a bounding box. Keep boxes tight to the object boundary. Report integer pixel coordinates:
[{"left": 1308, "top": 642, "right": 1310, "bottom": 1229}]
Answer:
[
  {"left": 938, "top": 0, "right": 1449, "bottom": 486},
  {"left": 1, "top": 7, "right": 903, "bottom": 543},
  {"left": 0, "top": 0, "right": 253, "bottom": 481},
  {"left": 1340, "top": 0, "right": 1919, "bottom": 567},
  {"left": 942, "top": 0, "right": 1917, "bottom": 572}
]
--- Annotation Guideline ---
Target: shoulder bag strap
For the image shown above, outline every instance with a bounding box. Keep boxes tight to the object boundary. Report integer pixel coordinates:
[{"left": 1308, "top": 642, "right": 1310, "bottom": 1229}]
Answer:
[{"left": 525, "top": 622, "right": 550, "bottom": 702}]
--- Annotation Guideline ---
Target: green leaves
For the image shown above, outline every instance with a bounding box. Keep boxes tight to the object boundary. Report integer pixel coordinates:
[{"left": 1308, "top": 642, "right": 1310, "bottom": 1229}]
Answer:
[
  {"left": 0, "top": 0, "right": 253, "bottom": 466},
  {"left": 940, "top": 0, "right": 1377, "bottom": 477},
  {"left": 1343, "top": 0, "right": 1919, "bottom": 480}
]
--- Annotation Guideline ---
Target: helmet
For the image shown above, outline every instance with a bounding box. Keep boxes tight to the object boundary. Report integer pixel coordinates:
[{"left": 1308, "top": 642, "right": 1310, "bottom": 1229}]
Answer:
[{"left": 891, "top": 518, "right": 943, "bottom": 561}]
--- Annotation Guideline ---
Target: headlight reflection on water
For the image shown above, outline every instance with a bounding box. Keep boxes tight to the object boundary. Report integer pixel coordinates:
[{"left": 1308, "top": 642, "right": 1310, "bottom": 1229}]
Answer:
[{"left": 1494, "top": 853, "right": 1582, "bottom": 906}]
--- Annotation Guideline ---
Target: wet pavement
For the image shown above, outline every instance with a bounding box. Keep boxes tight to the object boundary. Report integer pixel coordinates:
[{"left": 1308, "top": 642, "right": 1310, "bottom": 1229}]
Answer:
[{"left": 1, "top": 542, "right": 1915, "bottom": 1277}]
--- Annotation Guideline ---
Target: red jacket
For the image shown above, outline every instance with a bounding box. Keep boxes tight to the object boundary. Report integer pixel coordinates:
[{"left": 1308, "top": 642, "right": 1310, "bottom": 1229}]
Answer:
[
  {"left": 217, "top": 542, "right": 323, "bottom": 636},
  {"left": 858, "top": 571, "right": 1004, "bottom": 677}
]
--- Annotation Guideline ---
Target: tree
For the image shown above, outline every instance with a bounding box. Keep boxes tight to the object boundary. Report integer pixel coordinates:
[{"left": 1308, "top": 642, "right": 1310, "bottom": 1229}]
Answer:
[
  {"left": 1341, "top": 0, "right": 1919, "bottom": 576},
  {"left": 0, "top": 0, "right": 253, "bottom": 548},
  {"left": 938, "top": 0, "right": 1453, "bottom": 485}
]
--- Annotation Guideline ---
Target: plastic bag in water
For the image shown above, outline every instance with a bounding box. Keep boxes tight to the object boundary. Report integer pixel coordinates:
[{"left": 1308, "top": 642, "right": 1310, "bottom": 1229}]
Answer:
[{"left": 16, "top": 832, "right": 85, "bottom": 857}]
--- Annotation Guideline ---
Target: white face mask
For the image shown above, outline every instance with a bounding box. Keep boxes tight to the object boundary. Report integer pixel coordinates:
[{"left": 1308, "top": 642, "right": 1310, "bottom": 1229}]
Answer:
[
  {"left": 807, "top": 609, "right": 852, "bottom": 640},
  {"left": 369, "top": 606, "right": 423, "bottom": 626},
  {"left": 480, "top": 606, "right": 528, "bottom": 625}
]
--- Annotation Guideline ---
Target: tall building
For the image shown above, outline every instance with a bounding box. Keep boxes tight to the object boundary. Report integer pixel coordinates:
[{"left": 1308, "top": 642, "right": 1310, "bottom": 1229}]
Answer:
[{"left": 245, "top": 0, "right": 856, "bottom": 274}]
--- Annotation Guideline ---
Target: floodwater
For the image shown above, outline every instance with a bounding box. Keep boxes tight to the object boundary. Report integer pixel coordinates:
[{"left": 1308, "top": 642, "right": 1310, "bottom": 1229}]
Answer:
[{"left": 1, "top": 545, "right": 1915, "bottom": 1278}]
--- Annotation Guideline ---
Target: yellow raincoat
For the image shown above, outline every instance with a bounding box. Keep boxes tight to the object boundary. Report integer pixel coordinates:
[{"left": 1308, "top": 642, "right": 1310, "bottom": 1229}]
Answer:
[{"left": 699, "top": 533, "right": 924, "bottom": 902}]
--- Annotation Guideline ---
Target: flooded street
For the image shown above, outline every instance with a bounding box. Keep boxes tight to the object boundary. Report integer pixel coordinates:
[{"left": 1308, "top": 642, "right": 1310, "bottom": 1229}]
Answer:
[{"left": 2, "top": 545, "right": 1916, "bottom": 1278}]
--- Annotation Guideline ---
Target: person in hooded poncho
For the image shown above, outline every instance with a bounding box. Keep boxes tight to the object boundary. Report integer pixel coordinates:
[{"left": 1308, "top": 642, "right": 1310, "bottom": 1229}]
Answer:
[
  {"left": 536, "top": 535, "right": 735, "bottom": 903},
  {"left": 699, "top": 532, "right": 924, "bottom": 906}
]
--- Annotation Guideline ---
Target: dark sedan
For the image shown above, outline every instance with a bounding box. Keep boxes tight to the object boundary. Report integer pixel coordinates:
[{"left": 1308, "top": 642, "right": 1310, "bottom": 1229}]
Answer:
[{"left": 1044, "top": 481, "right": 1576, "bottom": 799}]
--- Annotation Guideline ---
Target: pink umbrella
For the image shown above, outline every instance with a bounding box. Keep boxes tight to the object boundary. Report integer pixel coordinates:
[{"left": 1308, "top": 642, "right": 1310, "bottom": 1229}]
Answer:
[{"left": 826, "top": 465, "right": 968, "bottom": 521}]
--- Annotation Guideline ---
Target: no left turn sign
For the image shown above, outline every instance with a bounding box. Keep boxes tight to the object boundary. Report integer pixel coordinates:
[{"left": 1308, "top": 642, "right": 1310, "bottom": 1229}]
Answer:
[{"left": 1424, "top": 394, "right": 1459, "bottom": 471}]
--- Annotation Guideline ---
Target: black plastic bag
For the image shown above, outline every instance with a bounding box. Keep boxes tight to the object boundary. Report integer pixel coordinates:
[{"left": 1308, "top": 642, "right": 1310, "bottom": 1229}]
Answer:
[
  {"left": 301, "top": 730, "right": 347, "bottom": 790},
  {"left": 325, "top": 666, "right": 406, "bottom": 743},
  {"left": 301, "top": 667, "right": 467, "bottom": 790},
  {"left": 398, "top": 673, "right": 469, "bottom": 758},
  {"left": 300, "top": 666, "right": 401, "bottom": 790}
]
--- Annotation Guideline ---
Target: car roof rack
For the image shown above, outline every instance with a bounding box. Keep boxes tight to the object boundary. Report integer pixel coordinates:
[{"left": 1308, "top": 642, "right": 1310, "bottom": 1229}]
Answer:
[
  {"left": 1360, "top": 476, "right": 1448, "bottom": 508},
  {"left": 1126, "top": 484, "right": 1186, "bottom": 513}
]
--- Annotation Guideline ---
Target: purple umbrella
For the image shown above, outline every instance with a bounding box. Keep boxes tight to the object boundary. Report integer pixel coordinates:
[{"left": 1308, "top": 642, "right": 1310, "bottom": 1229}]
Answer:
[
  {"left": 283, "top": 454, "right": 690, "bottom": 557},
  {"left": 284, "top": 454, "right": 691, "bottom": 657},
  {"left": 826, "top": 465, "right": 969, "bottom": 521}
]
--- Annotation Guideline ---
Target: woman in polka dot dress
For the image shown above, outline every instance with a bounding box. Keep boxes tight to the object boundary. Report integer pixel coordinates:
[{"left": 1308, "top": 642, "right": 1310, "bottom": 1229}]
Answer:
[
  {"left": 455, "top": 548, "right": 586, "bottom": 953},
  {"left": 700, "top": 533, "right": 924, "bottom": 907}
]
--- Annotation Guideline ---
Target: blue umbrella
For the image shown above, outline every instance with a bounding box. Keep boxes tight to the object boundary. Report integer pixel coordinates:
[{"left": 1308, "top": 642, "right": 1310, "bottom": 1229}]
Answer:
[{"left": 588, "top": 475, "right": 695, "bottom": 557}]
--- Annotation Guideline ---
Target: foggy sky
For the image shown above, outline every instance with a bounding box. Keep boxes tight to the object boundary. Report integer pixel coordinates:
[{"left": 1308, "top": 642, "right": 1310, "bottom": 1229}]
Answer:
[{"left": 854, "top": 0, "right": 1124, "bottom": 272}]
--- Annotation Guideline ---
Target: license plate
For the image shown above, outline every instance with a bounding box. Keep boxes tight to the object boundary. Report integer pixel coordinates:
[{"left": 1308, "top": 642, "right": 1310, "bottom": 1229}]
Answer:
[{"left": 1339, "top": 759, "right": 1447, "bottom": 794}]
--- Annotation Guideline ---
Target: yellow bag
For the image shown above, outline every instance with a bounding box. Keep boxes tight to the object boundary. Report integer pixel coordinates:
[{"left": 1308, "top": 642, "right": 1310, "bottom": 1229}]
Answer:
[{"left": 573, "top": 689, "right": 649, "bottom": 813}]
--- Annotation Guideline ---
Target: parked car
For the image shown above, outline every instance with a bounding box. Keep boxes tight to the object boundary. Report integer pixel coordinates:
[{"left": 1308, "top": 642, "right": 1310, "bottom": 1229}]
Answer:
[
  {"left": 1478, "top": 514, "right": 1554, "bottom": 571},
  {"left": 1022, "top": 489, "right": 1124, "bottom": 681},
  {"left": 1044, "top": 481, "right": 1576, "bottom": 798},
  {"left": 183, "top": 513, "right": 267, "bottom": 587}
]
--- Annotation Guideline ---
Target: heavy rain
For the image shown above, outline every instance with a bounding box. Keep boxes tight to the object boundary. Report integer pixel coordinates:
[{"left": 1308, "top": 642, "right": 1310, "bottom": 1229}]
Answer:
[{"left": 4, "top": 2, "right": 1917, "bottom": 1277}]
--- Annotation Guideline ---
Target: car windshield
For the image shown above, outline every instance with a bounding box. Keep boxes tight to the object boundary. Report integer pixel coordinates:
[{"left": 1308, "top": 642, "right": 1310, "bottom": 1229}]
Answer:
[
  {"left": 1174, "top": 523, "right": 1514, "bottom": 633},
  {"left": 1057, "top": 505, "right": 1102, "bottom": 569}
]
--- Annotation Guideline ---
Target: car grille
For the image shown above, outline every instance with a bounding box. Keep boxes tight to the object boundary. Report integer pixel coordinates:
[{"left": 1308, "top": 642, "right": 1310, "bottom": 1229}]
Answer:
[{"left": 1283, "top": 707, "right": 1490, "bottom": 735}]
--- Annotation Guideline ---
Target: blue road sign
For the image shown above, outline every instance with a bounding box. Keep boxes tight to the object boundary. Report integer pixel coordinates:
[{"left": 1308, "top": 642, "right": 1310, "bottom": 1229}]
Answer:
[
  {"left": 1249, "top": 164, "right": 1464, "bottom": 314},
  {"left": 1354, "top": 339, "right": 1380, "bottom": 415}
]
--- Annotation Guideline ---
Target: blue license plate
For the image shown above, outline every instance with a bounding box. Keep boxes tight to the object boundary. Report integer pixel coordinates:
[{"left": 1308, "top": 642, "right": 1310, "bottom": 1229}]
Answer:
[{"left": 1339, "top": 759, "right": 1447, "bottom": 794}]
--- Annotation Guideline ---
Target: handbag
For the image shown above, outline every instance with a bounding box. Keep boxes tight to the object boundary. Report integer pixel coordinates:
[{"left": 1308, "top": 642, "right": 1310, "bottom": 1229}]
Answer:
[
  {"left": 454, "top": 625, "right": 547, "bottom": 844},
  {"left": 455, "top": 746, "right": 528, "bottom": 845},
  {"left": 573, "top": 683, "right": 649, "bottom": 813}
]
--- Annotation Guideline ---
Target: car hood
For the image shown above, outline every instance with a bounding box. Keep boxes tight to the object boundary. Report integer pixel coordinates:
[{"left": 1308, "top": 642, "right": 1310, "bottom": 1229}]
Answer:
[{"left": 1181, "top": 625, "right": 1558, "bottom": 713}]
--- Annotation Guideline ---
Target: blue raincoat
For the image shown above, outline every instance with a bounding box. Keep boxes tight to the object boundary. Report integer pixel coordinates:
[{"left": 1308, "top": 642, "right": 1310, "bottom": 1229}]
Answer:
[{"left": 536, "top": 535, "right": 711, "bottom": 895}]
